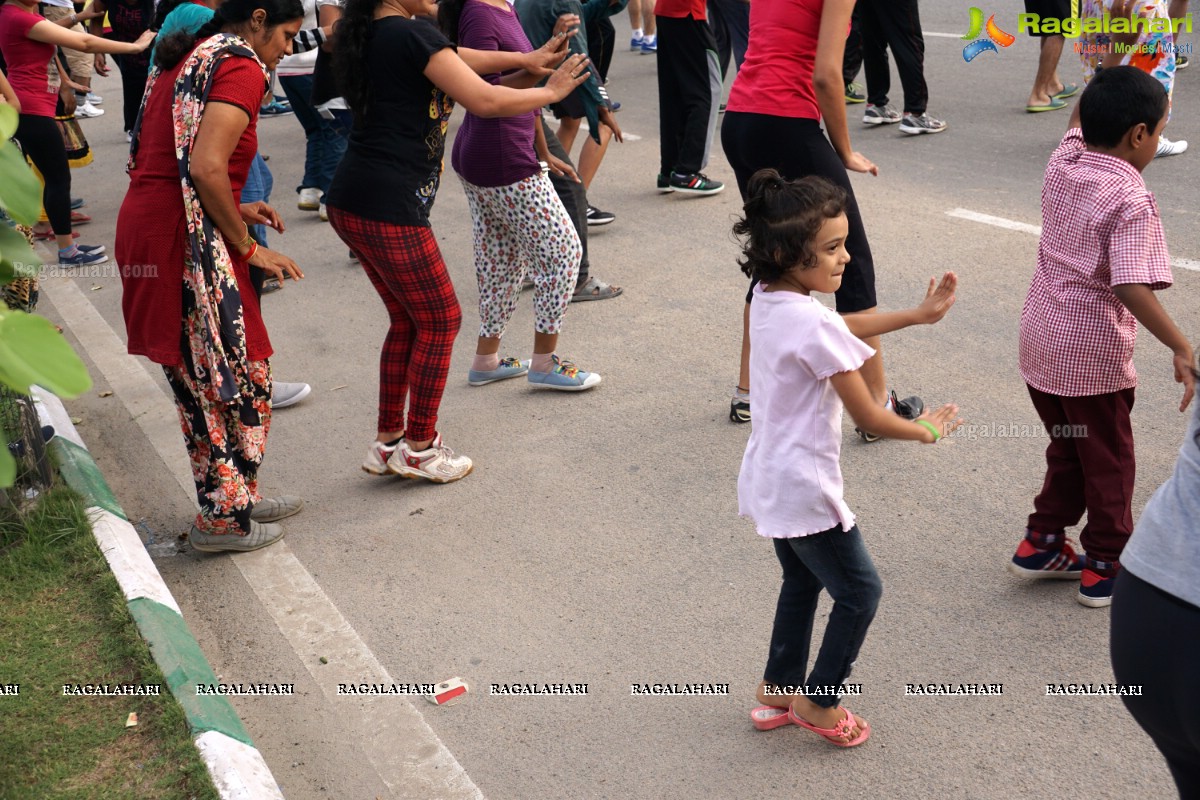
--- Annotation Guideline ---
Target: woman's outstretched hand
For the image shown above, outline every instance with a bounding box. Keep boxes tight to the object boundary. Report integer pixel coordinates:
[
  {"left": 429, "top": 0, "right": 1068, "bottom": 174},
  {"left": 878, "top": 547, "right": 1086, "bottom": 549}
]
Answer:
[
  {"left": 545, "top": 53, "right": 591, "bottom": 101},
  {"left": 239, "top": 201, "right": 285, "bottom": 233},
  {"left": 843, "top": 151, "right": 878, "bottom": 176},
  {"left": 915, "top": 271, "right": 957, "bottom": 324},
  {"left": 525, "top": 15, "right": 578, "bottom": 76},
  {"left": 247, "top": 245, "right": 304, "bottom": 284}
]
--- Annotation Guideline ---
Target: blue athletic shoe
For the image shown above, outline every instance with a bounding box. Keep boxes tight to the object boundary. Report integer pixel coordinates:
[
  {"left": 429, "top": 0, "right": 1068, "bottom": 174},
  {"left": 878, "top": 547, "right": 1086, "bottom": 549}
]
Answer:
[
  {"left": 468, "top": 356, "right": 530, "bottom": 386},
  {"left": 640, "top": 39, "right": 657, "bottom": 54},
  {"left": 527, "top": 355, "right": 601, "bottom": 391},
  {"left": 1008, "top": 537, "right": 1084, "bottom": 579},
  {"left": 1078, "top": 568, "right": 1116, "bottom": 608},
  {"left": 58, "top": 248, "right": 108, "bottom": 267},
  {"left": 77, "top": 243, "right": 105, "bottom": 255}
]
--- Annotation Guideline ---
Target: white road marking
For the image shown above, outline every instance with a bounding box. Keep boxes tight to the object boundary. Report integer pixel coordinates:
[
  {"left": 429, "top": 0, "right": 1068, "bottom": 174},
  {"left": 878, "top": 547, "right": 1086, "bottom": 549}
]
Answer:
[
  {"left": 945, "top": 208, "right": 1200, "bottom": 272},
  {"left": 38, "top": 275, "right": 484, "bottom": 800}
]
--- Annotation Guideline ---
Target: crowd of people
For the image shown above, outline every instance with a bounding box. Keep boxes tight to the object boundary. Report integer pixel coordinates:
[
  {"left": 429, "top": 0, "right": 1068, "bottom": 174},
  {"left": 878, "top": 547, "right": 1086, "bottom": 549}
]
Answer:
[{"left": 1, "top": 0, "right": 1197, "bottom": 793}]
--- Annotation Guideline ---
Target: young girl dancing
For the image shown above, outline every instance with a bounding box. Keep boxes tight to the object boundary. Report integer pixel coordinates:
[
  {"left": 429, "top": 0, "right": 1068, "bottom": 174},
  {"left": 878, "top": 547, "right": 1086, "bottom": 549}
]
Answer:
[{"left": 735, "top": 169, "right": 960, "bottom": 746}]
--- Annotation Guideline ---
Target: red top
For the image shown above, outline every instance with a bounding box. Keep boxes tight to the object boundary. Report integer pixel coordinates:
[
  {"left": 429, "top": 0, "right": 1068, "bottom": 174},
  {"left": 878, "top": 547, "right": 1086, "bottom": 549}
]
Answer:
[
  {"left": 726, "top": 0, "right": 821, "bottom": 120},
  {"left": 1019, "top": 129, "right": 1173, "bottom": 397},
  {"left": 654, "top": 0, "right": 705, "bottom": 21},
  {"left": 116, "top": 50, "right": 270, "bottom": 366},
  {"left": 0, "top": 4, "right": 59, "bottom": 117}
]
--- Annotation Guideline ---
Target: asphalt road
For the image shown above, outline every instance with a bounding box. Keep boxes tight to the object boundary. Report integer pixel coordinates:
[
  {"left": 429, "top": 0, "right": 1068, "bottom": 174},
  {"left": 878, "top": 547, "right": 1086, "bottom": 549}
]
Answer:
[{"left": 36, "top": 3, "right": 1198, "bottom": 798}]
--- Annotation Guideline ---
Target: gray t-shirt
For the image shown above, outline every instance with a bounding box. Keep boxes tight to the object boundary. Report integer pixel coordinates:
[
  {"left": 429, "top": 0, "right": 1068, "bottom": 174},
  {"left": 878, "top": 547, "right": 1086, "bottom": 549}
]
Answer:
[{"left": 1123, "top": 401, "right": 1200, "bottom": 608}]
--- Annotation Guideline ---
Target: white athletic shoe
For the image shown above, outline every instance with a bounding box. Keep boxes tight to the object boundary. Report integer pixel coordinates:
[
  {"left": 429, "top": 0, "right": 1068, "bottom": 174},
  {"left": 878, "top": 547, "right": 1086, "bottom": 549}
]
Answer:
[
  {"left": 388, "top": 433, "right": 473, "bottom": 483},
  {"left": 271, "top": 381, "right": 311, "bottom": 409}
]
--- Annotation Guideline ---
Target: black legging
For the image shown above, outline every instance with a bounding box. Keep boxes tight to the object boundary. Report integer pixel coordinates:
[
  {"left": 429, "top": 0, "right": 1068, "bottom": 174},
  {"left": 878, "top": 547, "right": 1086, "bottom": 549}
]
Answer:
[
  {"left": 115, "top": 54, "right": 149, "bottom": 134},
  {"left": 14, "top": 113, "right": 72, "bottom": 237},
  {"left": 721, "top": 111, "right": 877, "bottom": 313},
  {"left": 1111, "top": 570, "right": 1200, "bottom": 798}
]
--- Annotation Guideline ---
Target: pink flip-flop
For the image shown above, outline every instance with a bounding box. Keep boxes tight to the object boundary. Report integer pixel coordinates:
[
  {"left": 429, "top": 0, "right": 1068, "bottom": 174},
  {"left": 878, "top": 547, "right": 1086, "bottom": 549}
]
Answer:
[
  {"left": 787, "top": 705, "right": 871, "bottom": 747},
  {"left": 750, "top": 705, "right": 793, "bottom": 731}
]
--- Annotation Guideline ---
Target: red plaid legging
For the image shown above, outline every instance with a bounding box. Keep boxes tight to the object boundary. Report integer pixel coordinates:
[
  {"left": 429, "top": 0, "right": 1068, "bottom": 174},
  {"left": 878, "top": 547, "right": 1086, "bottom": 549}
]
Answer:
[{"left": 328, "top": 208, "right": 462, "bottom": 442}]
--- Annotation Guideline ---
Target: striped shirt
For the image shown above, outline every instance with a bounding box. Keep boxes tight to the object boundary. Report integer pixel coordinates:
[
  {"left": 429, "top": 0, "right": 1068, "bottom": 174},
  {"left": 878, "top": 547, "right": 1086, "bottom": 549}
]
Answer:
[{"left": 1019, "top": 129, "right": 1172, "bottom": 397}]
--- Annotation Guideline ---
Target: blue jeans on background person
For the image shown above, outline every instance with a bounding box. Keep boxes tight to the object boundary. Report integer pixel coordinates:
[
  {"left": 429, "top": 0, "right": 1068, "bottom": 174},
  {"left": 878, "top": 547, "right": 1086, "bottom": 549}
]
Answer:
[
  {"left": 278, "top": 74, "right": 349, "bottom": 196},
  {"left": 241, "top": 152, "right": 274, "bottom": 247},
  {"left": 763, "top": 524, "right": 883, "bottom": 708}
]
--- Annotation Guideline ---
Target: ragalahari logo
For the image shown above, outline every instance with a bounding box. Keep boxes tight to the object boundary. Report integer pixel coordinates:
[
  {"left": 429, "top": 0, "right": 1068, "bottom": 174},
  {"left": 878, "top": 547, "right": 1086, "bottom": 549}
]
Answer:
[{"left": 962, "top": 7, "right": 1016, "bottom": 61}]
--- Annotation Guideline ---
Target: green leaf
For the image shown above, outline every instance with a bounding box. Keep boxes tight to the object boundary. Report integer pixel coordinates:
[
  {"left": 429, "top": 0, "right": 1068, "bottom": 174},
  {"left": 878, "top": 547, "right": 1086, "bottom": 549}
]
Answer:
[
  {"left": 0, "top": 103, "right": 16, "bottom": 140},
  {"left": 0, "top": 222, "right": 42, "bottom": 286},
  {"left": 0, "top": 137, "right": 44, "bottom": 226},
  {"left": 0, "top": 311, "right": 92, "bottom": 398},
  {"left": 0, "top": 428, "right": 13, "bottom": 488}
]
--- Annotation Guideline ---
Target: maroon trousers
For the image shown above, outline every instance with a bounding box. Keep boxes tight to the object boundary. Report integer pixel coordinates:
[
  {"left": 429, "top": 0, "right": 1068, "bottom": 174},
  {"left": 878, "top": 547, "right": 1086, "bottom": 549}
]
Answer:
[{"left": 1026, "top": 385, "right": 1136, "bottom": 564}]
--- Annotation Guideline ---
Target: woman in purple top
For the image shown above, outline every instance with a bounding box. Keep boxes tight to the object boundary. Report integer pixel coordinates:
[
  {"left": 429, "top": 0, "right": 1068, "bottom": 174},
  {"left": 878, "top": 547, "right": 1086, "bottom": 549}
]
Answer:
[{"left": 443, "top": 0, "right": 601, "bottom": 391}]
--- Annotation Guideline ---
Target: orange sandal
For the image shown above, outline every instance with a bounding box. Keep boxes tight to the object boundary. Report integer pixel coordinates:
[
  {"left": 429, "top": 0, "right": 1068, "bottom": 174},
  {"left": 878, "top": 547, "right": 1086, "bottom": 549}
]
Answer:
[{"left": 787, "top": 705, "right": 870, "bottom": 747}]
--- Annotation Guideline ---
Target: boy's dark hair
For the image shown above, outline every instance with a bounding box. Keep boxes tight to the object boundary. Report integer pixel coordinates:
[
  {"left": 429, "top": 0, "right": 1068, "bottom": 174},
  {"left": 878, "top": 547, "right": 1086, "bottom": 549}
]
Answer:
[
  {"left": 733, "top": 169, "right": 847, "bottom": 283},
  {"left": 1079, "top": 65, "right": 1168, "bottom": 148}
]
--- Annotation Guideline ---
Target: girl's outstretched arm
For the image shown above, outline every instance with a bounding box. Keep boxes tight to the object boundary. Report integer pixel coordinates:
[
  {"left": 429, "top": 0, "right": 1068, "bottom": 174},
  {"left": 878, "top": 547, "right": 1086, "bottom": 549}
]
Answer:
[
  {"left": 843, "top": 272, "right": 957, "bottom": 339},
  {"left": 831, "top": 368, "right": 963, "bottom": 442}
]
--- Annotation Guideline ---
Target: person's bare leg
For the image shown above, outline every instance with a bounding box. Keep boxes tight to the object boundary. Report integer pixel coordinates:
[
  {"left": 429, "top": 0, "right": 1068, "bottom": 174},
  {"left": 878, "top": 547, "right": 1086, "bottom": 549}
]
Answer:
[
  {"left": 842, "top": 307, "right": 886, "bottom": 405},
  {"left": 1169, "top": 0, "right": 1188, "bottom": 46},
  {"left": 577, "top": 126, "right": 612, "bottom": 190},
  {"left": 738, "top": 302, "right": 751, "bottom": 392},
  {"left": 556, "top": 117, "right": 582, "bottom": 159},
  {"left": 628, "top": 0, "right": 642, "bottom": 32},
  {"left": 1027, "top": 35, "right": 1066, "bottom": 107},
  {"left": 533, "top": 331, "right": 559, "bottom": 357},
  {"left": 644, "top": 1, "right": 656, "bottom": 37}
]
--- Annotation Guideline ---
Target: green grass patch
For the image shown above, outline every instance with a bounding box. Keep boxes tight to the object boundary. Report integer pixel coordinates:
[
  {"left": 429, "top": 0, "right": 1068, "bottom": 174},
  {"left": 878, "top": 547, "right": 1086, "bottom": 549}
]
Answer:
[{"left": 0, "top": 487, "right": 219, "bottom": 800}]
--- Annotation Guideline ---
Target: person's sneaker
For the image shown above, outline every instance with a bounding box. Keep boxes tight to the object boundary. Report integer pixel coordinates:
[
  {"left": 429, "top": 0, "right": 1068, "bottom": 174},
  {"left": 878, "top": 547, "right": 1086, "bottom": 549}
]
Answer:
[
  {"left": 125, "top": 131, "right": 132, "bottom": 143},
  {"left": 188, "top": 521, "right": 284, "bottom": 552},
  {"left": 527, "top": 355, "right": 602, "bottom": 391},
  {"left": 261, "top": 276, "right": 282, "bottom": 294},
  {"left": 856, "top": 390, "right": 924, "bottom": 442},
  {"left": 1009, "top": 538, "right": 1084, "bottom": 579},
  {"left": 76, "top": 243, "right": 105, "bottom": 255},
  {"left": 260, "top": 100, "right": 293, "bottom": 116},
  {"left": 250, "top": 495, "right": 304, "bottom": 523},
  {"left": 272, "top": 381, "right": 311, "bottom": 409},
  {"left": 640, "top": 37, "right": 657, "bottom": 54},
  {"left": 586, "top": 205, "right": 616, "bottom": 226},
  {"left": 468, "top": 356, "right": 530, "bottom": 386},
  {"left": 74, "top": 101, "right": 104, "bottom": 119},
  {"left": 730, "top": 388, "right": 750, "bottom": 423},
  {"left": 863, "top": 103, "right": 901, "bottom": 125},
  {"left": 656, "top": 173, "right": 675, "bottom": 193},
  {"left": 844, "top": 82, "right": 866, "bottom": 103},
  {"left": 348, "top": 249, "right": 359, "bottom": 263},
  {"left": 388, "top": 433, "right": 473, "bottom": 483},
  {"left": 669, "top": 171, "right": 724, "bottom": 195},
  {"left": 899, "top": 113, "right": 948, "bottom": 135},
  {"left": 1155, "top": 135, "right": 1188, "bottom": 158},
  {"left": 1177, "top": 53, "right": 1190, "bottom": 70},
  {"left": 319, "top": 202, "right": 329, "bottom": 222},
  {"left": 362, "top": 439, "right": 400, "bottom": 475},
  {"left": 70, "top": 197, "right": 85, "bottom": 209},
  {"left": 59, "top": 248, "right": 108, "bottom": 267},
  {"left": 85, "top": 91, "right": 103, "bottom": 105},
  {"left": 1078, "top": 568, "right": 1116, "bottom": 607},
  {"left": 298, "top": 187, "right": 322, "bottom": 210},
  {"left": 630, "top": 32, "right": 644, "bottom": 50}
]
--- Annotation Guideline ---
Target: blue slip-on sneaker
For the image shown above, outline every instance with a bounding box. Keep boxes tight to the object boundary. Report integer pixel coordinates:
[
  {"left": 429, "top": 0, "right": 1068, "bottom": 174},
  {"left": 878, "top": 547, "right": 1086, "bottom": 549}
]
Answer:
[
  {"left": 59, "top": 248, "right": 108, "bottom": 267},
  {"left": 527, "top": 355, "right": 601, "bottom": 391},
  {"left": 468, "top": 356, "right": 530, "bottom": 386}
]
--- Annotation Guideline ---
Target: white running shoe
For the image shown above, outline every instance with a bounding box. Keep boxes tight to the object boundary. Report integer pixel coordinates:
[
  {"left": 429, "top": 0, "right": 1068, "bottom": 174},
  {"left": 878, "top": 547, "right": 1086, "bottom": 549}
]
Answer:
[
  {"left": 85, "top": 91, "right": 103, "bottom": 105},
  {"left": 362, "top": 439, "right": 400, "bottom": 475},
  {"left": 388, "top": 433, "right": 473, "bottom": 483},
  {"left": 74, "top": 101, "right": 104, "bottom": 118},
  {"left": 271, "top": 381, "right": 311, "bottom": 409},
  {"left": 1156, "top": 135, "right": 1188, "bottom": 158},
  {"left": 319, "top": 202, "right": 328, "bottom": 222},
  {"left": 298, "top": 187, "right": 322, "bottom": 210}
]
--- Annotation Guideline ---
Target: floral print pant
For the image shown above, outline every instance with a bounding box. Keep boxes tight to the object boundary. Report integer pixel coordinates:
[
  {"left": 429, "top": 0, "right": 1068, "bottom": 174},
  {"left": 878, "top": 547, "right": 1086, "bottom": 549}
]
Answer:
[
  {"left": 459, "top": 171, "right": 582, "bottom": 338},
  {"left": 1079, "top": 0, "right": 1176, "bottom": 120},
  {"left": 164, "top": 353, "right": 272, "bottom": 537}
]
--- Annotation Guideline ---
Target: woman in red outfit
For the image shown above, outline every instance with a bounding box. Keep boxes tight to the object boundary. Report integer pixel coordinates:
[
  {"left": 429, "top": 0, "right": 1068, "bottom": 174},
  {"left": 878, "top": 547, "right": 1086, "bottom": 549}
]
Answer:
[
  {"left": 115, "top": 0, "right": 304, "bottom": 552},
  {"left": 0, "top": 0, "right": 153, "bottom": 265}
]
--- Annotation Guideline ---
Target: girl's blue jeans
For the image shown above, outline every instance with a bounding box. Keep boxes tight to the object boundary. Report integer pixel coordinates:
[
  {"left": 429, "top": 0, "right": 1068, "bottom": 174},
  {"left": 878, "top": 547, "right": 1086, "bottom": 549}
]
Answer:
[{"left": 764, "top": 524, "right": 882, "bottom": 709}]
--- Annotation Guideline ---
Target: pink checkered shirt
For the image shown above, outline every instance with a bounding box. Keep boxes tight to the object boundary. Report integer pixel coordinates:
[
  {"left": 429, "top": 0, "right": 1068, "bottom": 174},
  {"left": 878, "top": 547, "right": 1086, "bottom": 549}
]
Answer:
[{"left": 1019, "top": 129, "right": 1173, "bottom": 397}]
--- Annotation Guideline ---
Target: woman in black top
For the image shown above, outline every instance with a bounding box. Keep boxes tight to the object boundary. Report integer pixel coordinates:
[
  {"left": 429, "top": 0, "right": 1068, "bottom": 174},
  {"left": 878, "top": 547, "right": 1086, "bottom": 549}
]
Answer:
[{"left": 328, "top": 0, "right": 586, "bottom": 484}]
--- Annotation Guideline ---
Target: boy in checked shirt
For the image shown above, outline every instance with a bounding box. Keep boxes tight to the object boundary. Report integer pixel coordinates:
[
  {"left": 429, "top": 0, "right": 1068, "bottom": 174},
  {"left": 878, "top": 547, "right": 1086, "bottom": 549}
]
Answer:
[{"left": 1011, "top": 66, "right": 1195, "bottom": 607}]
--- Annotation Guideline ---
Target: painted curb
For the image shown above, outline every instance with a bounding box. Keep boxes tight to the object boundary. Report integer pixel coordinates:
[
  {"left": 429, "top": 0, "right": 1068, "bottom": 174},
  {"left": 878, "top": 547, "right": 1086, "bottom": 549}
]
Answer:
[{"left": 31, "top": 386, "right": 286, "bottom": 800}]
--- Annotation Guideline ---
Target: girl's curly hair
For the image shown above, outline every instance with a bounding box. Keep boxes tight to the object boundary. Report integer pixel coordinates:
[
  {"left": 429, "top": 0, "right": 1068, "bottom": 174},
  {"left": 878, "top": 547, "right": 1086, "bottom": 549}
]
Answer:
[{"left": 733, "top": 168, "right": 848, "bottom": 284}]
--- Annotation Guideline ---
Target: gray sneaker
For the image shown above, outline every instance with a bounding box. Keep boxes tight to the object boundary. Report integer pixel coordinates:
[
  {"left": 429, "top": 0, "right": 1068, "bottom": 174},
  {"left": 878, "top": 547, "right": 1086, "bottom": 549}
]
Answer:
[
  {"left": 863, "top": 104, "right": 901, "bottom": 125},
  {"left": 250, "top": 495, "right": 304, "bottom": 523},
  {"left": 188, "top": 521, "right": 284, "bottom": 552},
  {"left": 272, "top": 381, "right": 311, "bottom": 409},
  {"left": 899, "top": 113, "right": 947, "bottom": 135}
]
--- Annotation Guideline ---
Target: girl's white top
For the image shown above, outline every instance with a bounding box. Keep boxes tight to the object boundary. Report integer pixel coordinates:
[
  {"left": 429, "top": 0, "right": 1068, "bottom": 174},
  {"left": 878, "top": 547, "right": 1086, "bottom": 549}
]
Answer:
[{"left": 738, "top": 283, "right": 875, "bottom": 538}]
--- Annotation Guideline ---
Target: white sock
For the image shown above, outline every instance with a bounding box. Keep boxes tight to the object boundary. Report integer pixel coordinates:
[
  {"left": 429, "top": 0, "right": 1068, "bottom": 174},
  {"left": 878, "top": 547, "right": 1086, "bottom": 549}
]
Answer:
[
  {"left": 644, "top": 33, "right": 656, "bottom": 44},
  {"left": 632, "top": 27, "right": 643, "bottom": 38}
]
